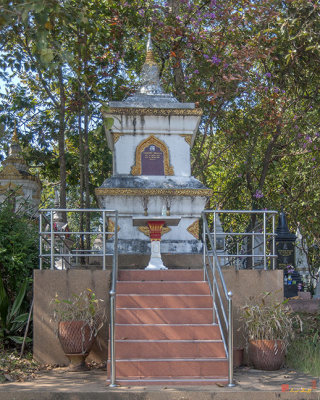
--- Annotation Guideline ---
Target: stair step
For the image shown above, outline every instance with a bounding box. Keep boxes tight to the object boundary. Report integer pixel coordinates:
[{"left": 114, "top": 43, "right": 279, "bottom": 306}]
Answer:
[
  {"left": 114, "top": 340, "right": 225, "bottom": 359},
  {"left": 110, "top": 270, "right": 228, "bottom": 384},
  {"left": 117, "top": 281, "right": 210, "bottom": 295},
  {"left": 118, "top": 269, "right": 204, "bottom": 282},
  {"left": 115, "top": 323, "right": 221, "bottom": 340},
  {"left": 111, "top": 358, "right": 228, "bottom": 378},
  {"left": 113, "top": 377, "right": 228, "bottom": 386},
  {"left": 116, "top": 294, "right": 212, "bottom": 308},
  {"left": 116, "top": 308, "right": 214, "bottom": 324}
]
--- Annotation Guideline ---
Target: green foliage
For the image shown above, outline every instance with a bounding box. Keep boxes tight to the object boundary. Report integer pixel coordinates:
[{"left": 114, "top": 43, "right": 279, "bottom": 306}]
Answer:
[
  {"left": 52, "top": 289, "right": 106, "bottom": 334},
  {"left": 0, "top": 197, "right": 39, "bottom": 299},
  {"left": 0, "top": 275, "right": 31, "bottom": 347},
  {"left": 286, "top": 313, "right": 320, "bottom": 376},
  {"left": 0, "top": 0, "right": 319, "bottom": 267},
  {"left": 286, "top": 337, "right": 320, "bottom": 376}
]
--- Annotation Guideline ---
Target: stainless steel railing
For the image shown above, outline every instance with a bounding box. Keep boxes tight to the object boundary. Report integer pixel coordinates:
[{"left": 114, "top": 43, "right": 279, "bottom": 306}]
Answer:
[
  {"left": 208, "top": 210, "right": 278, "bottom": 270},
  {"left": 39, "top": 208, "right": 119, "bottom": 385},
  {"left": 109, "top": 212, "right": 118, "bottom": 387},
  {"left": 39, "top": 208, "right": 118, "bottom": 271},
  {"left": 39, "top": 208, "right": 119, "bottom": 386},
  {"left": 202, "top": 209, "right": 278, "bottom": 387},
  {"left": 202, "top": 212, "right": 235, "bottom": 387}
]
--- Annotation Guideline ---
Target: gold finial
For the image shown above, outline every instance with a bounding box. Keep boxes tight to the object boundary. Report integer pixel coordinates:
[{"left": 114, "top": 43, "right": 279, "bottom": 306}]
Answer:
[
  {"left": 12, "top": 121, "right": 19, "bottom": 143},
  {"left": 145, "top": 32, "right": 157, "bottom": 65}
]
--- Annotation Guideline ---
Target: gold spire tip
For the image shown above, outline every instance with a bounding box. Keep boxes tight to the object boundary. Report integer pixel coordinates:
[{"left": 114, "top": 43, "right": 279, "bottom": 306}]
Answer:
[
  {"left": 145, "top": 32, "right": 157, "bottom": 65},
  {"left": 12, "top": 122, "right": 19, "bottom": 143}
]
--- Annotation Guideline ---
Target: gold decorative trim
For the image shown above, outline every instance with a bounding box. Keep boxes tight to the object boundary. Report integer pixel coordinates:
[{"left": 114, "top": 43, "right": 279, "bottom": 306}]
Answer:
[
  {"left": 180, "top": 134, "right": 192, "bottom": 145},
  {"left": 12, "top": 126, "right": 19, "bottom": 143},
  {"left": 107, "top": 218, "right": 120, "bottom": 239},
  {"left": 113, "top": 133, "right": 123, "bottom": 143},
  {"left": 96, "top": 188, "right": 213, "bottom": 197},
  {"left": 131, "top": 135, "right": 174, "bottom": 176},
  {"left": 0, "top": 165, "right": 22, "bottom": 178},
  {"left": 0, "top": 165, "right": 41, "bottom": 186},
  {"left": 145, "top": 50, "right": 157, "bottom": 65},
  {"left": 187, "top": 219, "right": 200, "bottom": 239},
  {"left": 106, "top": 107, "right": 203, "bottom": 117},
  {"left": 138, "top": 226, "right": 171, "bottom": 238},
  {"left": 0, "top": 182, "right": 24, "bottom": 196}
]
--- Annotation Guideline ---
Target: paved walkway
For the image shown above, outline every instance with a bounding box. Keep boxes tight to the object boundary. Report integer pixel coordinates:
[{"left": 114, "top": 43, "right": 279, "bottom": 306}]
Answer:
[{"left": 0, "top": 367, "right": 319, "bottom": 399}]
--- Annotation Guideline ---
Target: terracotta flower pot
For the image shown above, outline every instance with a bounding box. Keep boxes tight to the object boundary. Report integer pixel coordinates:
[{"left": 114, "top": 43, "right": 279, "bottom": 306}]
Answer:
[
  {"left": 249, "top": 339, "right": 285, "bottom": 370},
  {"left": 58, "top": 321, "right": 96, "bottom": 370}
]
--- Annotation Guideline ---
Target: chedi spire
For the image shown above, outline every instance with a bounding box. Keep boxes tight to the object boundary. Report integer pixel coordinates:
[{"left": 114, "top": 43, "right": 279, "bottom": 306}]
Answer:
[{"left": 137, "top": 32, "right": 164, "bottom": 95}]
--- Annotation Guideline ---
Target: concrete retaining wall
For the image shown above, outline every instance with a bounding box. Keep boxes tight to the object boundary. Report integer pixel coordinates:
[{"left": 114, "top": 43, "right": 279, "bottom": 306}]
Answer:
[
  {"left": 33, "top": 270, "right": 111, "bottom": 366},
  {"left": 223, "top": 269, "right": 284, "bottom": 351},
  {"left": 33, "top": 268, "right": 282, "bottom": 366}
]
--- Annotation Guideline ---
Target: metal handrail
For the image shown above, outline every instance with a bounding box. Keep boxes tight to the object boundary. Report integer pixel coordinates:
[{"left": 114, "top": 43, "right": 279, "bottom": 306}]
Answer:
[
  {"left": 109, "top": 212, "right": 119, "bottom": 387},
  {"left": 202, "top": 213, "right": 235, "bottom": 387}
]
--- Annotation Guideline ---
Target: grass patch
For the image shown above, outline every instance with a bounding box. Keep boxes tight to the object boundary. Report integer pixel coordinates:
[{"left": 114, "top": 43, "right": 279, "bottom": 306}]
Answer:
[
  {"left": 285, "top": 312, "right": 320, "bottom": 376},
  {"left": 286, "top": 336, "right": 320, "bottom": 376}
]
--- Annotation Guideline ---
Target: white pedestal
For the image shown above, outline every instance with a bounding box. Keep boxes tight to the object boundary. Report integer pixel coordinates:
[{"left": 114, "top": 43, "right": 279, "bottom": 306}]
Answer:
[
  {"left": 145, "top": 240, "right": 167, "bottom": 270},
  {"left": 132, "top": 217, "right": 180, "bottom": 271}
]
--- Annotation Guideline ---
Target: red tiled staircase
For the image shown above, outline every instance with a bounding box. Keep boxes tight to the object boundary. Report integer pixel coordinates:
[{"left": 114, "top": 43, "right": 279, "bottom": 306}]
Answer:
[{"left": 108, "top": 269, "right": 228, "bottom": 385}]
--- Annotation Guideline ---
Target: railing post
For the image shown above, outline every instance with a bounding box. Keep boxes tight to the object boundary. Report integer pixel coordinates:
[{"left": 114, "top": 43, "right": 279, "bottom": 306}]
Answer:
[
  {"left": 252, "top": 231, "right": 255, "bottom": 269},
  {"left": 109, "top": 289, "right": 117, "bottom": 387},
  {"left": 202, "top": 213, "right": 206, "bottom": 281},
  {"left": 227, "top": 291, "right": 235, "bottom": 387},
  {"left": 263, "top": 212, "right": 267, "bottom": 270},
  {"left": 109, "top": 210, "right": 119, "bottom": 387},
  {"left": 212, "top": 254, "right": 216, "bottom": 323},
  {"left": 50, "top": 210, "right": 54, "bottom": 270},
  {"left": 114, "top": 211, "right": 119, "bottom": 282},
  {"left": 236, "top": 242, "right": 239, "bottom": 271},
  {"left": 213, "top": 211, "right": 217, "bottom": 250},
  {"left": 102, "top": 211, "right": 106, "bottom": 271},
  {"left": 39, "top": 212, "right": 43, "bottom": 270},
  {"left": 272, "top": 213, "right": 276, "bottom": 270}
]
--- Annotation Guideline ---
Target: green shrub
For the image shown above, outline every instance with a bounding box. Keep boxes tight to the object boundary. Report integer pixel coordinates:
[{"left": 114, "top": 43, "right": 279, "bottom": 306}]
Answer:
[
  {"left": 0, "top": 197, "right": 38, "bottom": 300},
  {"left": 0, "top": 275, "right": 31, "bottom": 346}
]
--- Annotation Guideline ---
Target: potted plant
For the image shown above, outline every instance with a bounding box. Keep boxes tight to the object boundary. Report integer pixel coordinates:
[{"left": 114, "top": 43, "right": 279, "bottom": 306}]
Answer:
[
  {"left": 52, "top": 289, "right": 106, "bottom": 371},
  {"left": 240, "top": 291, "right": 302, "bottom": 370}
]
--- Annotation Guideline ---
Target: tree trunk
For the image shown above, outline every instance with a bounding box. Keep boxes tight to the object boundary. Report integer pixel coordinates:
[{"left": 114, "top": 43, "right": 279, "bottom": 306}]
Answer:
[
  {"left": 84, "top": 100, "right": 91, "bottom": 250},
  {"left": 58, "top": 65, "right": 67, "bottom": 222}
]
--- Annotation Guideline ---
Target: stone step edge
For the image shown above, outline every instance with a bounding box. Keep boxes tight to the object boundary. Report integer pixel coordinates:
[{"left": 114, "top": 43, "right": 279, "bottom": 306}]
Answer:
[
  {"left": 111, "top": 378, "right": 229, "bottom": 385},
  {"left": 115, "top": 339, "right": 223, "bottom": 342},
  {"left": 111, "top": 377, "right": 228, "bottom": 382},
  {"left": 117, "top": 294, "right": 211, "bottom": 296},
  {"left": 108, "top": 358, "right": 228, "bottom": 362},
  {"left": 115, "top": 323, "right": 218, "bottom": 326},
  {"left": 117, "top": 281, "right": 207, "bottom": 283},
  {"left": 116, "top": 307, "right": 213, "bottom": 310}
]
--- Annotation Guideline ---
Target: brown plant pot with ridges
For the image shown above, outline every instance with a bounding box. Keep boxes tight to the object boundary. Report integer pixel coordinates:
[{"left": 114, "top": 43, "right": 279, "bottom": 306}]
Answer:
[
  {"left": 249, "top": 339, "right": 285, "bottom": 370},
  {"left": 58, "top": 321, "right": 96, "bottom": 370}
]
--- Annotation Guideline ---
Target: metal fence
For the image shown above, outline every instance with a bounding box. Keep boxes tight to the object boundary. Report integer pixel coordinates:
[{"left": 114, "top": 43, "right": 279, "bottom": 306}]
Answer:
[
  {"left": 204, "top": 210, "right": 278, "bottom": 271},
  {"left": 39, "top": 208, "right": 119, "bottom": 271},
  {"left": 39, "top": 208, "right": 119, "bottom": 386}
]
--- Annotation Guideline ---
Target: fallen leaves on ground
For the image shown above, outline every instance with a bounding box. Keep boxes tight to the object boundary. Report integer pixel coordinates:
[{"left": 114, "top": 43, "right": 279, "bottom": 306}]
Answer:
[{"left": 0, "top": 349, "right": 53, "bottom": 383}]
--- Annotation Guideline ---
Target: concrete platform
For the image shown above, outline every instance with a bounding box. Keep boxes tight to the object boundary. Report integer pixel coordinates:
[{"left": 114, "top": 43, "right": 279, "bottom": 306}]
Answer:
[
  {"left": 288, "top": 298, "right": 320, "bottom": 313},
  {"left": 0, "top": 367, "right": 319, "bottom": 400}
]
